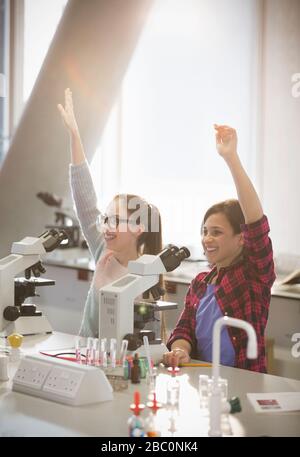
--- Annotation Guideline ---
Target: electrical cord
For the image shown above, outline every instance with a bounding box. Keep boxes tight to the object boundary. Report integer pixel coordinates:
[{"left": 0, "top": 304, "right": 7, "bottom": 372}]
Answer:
[{"left": 39, "top": 351, "right": 87, "bottom": 361}]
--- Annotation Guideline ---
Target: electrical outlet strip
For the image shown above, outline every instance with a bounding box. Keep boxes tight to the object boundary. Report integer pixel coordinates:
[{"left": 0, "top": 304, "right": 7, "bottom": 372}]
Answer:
[{"left": 12, "top": 354, "right": 113, "bottom": 406}]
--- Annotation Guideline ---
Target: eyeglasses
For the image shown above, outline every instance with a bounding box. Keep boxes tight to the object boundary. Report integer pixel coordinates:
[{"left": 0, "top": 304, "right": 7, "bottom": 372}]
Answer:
[{"left": 96, "top": 214, "right": 129, "bottom": 230}]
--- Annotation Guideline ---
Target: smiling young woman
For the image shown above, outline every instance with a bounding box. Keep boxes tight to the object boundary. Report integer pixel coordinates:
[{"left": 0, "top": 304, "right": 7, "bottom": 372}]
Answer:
[
  {"left": 58, "top": 89, "right": 163, "bottom": 337},
  {"left": 163, "top": 125, "right": 275, "bottom": 373}
]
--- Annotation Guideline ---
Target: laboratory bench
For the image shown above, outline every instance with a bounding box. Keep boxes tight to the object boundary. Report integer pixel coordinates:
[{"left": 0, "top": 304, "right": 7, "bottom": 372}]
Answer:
[
  {"left": 38, "top": 249, "right": 300, "bottom": 380},
  {"left": 0, "top": 332, "right": 299, "bottom": 437},
  {"left": 41, "top": 248, "right": 300, "bottom": 380}
]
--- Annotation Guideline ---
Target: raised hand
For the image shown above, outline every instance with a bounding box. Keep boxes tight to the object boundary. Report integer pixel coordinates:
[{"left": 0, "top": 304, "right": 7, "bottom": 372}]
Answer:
[
  {"left": 214, "top": 123, "right": 263, "bottom": 223},
  {"left": 58, "top": 88, "right": 85, "bottom": 165},
  {"left": 57, "top": 88, "right": 79, "bottom": 136},
  {"left": 214, "top": 124, "right": 238, "bottom": 160}
]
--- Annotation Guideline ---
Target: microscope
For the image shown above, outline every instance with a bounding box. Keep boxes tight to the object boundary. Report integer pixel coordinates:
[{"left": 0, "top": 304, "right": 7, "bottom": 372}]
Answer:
[
  {"left": 36, "top": 192, "right": 83, "bottom": 249},
  {"left": 99, "top": 245, "right": 190, "bottom": 357},
  {"left": 0, "top": 229, "right": 68, "bottom": 337}
]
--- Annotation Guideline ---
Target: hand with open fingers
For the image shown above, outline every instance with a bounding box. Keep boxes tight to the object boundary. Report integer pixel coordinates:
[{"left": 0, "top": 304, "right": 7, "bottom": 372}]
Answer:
[
  {"left": 57, "top": 88, "right": 79, "bottom": 136},
  {"left": 214, "top": 124, "right": 238, "bottom": 159},
  {"left": 162, "top": 347, "right": 190, "bottom": 367}
]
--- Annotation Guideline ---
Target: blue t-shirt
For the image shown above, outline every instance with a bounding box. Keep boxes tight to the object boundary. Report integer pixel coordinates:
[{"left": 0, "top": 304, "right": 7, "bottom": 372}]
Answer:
[{"left": 195, "top": 284, "right": 235, "bottom": 366}]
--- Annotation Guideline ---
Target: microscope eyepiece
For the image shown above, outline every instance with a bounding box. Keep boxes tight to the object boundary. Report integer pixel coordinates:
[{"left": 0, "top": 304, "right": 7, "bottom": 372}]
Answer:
[
  {"left": 160, "top": 245, "right": 190, "bottom": 272},
  {"left": 175, "top": 247, "right": 191, "bottom": 262},
  {"left": 39, "top": 229, "right": 69, "bottom": 252}
]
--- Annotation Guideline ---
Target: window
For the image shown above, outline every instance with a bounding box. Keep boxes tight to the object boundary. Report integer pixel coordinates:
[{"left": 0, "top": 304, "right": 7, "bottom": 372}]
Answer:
[
  {"left": 91, "top": 0, "right": 261, "bottom": 257},
  {"left": 0, "top": 0, "right": 68, "bottom": 163},
  {"left": 0, "top": 0, "right": 9, "bottom": 161},
  {"left": 23, "top": 0, "right": 68, "bottom": 103}
]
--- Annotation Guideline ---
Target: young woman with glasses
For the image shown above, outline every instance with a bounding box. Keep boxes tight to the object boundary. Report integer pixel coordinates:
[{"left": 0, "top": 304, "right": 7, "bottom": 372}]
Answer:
[
  {"left": 58, "top": 88, "right": 163, "bottom": 338},
  {"left": 163, "top": 125, "right": 276, "bottom": 373}
]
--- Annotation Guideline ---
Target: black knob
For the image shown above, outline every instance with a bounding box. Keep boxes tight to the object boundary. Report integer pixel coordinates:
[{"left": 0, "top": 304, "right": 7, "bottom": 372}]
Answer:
[{"left": 3, "top": 306, "right": 20, "bottom": 322}]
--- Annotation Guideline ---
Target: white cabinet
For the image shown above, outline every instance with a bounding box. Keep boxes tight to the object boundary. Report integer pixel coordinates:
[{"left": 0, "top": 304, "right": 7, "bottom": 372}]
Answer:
[{"left": 266, "top": 295, "right": 300, "bottom": 380}]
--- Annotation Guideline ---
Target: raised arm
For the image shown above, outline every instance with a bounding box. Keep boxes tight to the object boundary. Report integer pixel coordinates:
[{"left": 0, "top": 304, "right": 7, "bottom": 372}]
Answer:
[
  {"left": 57, "top": 88, "right": 104, "bottom": 260},
  {"left": 214, "top": 124, "right": 263, "bottom": 224},
  {"left": 57, "top": 88, "right": 85, "bottom": 165}
]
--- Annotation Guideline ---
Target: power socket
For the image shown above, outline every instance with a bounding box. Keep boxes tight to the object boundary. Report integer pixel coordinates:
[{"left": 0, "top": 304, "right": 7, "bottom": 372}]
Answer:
[
  {"left": 12, "top": 354, "right": 113, "bottom": 405},
  {"left": 43, "top": 367, "right": 84, "bottom": 399},
  {"left": 14, "top": 359, "right": 51, "bottom": 390}
]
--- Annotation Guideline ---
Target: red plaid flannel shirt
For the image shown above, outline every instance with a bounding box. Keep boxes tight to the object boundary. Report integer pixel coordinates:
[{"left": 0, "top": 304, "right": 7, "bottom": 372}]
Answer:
[{"left": 167, "top": 215, "right": 276, "bottom": 373}]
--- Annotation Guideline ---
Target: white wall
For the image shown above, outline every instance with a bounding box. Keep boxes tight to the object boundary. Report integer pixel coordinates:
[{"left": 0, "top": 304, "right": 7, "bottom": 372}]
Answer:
[
  {"left": 92, "top": 0, "right": 261, "bottom": 257},
  {"left": 1, "top": 0, "right": 299, "bottom": 259},
  {"left": 261, "top": 0, "right": 300, "bottom": 256}
]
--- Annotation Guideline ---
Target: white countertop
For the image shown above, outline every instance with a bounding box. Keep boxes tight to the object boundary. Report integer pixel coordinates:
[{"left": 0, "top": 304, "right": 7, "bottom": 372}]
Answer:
[{"left": 0, "top": 332, "right": 300, "bottom": 437}]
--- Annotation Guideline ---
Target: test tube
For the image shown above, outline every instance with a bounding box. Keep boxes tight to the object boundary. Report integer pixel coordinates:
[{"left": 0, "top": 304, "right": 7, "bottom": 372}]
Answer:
[
  {"left": 110, "top": 338, "right": 117, "bottom": 369},
  {"left": 100, "top": 338, "right": 107, "bottom": 368},
  {"left": 143, "top": 336, "right": 153, "bottom": 376},
  {"left": 86, "top": 337, "right": 94, "bottom": 365},
  {"left": 119, "top": 339, "right": 128, "bottom": 368},
  {"left": 93, "top": 338, "right": 100, "bottom": 366},
  {"left": 75, "top": 336, "right": 82, "bottom": 363}
]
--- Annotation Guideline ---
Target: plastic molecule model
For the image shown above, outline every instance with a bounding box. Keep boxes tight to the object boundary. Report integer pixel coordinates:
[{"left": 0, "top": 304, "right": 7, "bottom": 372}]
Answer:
[{"left": 128, "top": 391, "right": 145, "bottom": 437}]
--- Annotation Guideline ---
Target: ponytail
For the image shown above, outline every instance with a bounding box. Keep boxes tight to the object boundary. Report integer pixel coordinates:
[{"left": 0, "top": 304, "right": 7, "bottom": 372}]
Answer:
[
  {"left": 137, "top": 204, "right": 162, "bottom": 256},
  {"left": 138, "top": 204, "right": 165, "bottom": 341},
  {"left": 137, "top": 205, "right": 164, "bottom": 301}
]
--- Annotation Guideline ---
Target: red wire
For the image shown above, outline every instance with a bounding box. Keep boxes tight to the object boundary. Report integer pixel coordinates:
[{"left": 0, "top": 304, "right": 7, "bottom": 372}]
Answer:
[{"left": 39, "top": 351, "right": 80, "bottom": 362}]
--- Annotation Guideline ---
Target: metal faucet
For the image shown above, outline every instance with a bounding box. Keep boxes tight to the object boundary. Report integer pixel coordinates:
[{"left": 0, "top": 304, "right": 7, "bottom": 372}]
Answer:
[{"left": 209, "top": 316, "right": 258, "bottom": 437}]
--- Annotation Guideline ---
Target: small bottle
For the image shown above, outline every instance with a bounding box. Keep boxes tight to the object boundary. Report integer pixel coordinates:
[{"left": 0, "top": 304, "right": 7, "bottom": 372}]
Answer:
[
  {"left": 131, "top": 353, "right": 141, "bottom": 384},
  {"left": 138, "top": 357, "right": 147, "bottom": 379},
  {"left": 123, "top": 358, "right": 131, "bottom": 380},
  {"left": 128, "top": 391, "right": 145, "bottom": 437}
]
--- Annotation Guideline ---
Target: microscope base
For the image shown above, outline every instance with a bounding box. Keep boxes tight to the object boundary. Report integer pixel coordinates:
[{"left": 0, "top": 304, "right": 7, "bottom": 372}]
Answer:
[{"left": 0, "top": 316, "right": 53, "bottom": 337}]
